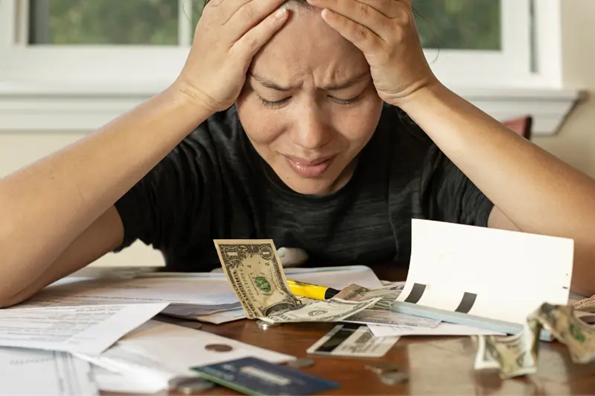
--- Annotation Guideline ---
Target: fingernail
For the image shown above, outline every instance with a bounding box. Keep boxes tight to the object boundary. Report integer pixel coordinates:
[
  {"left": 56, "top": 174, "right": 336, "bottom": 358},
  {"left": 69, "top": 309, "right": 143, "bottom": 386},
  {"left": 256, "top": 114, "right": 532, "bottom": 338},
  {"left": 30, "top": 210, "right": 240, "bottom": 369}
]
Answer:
[{"left": 275, "top": 7, "right": 287, "bottom": 19}]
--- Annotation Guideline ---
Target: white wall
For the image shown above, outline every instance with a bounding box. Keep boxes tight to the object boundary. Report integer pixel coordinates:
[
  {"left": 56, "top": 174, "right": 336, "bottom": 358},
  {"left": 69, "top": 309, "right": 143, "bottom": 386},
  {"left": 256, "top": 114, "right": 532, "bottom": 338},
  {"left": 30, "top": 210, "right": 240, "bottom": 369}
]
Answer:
[
  {"left": 0, "top": 132, "right": 164, "bottom": 268},
  {"left": 532, "top": 0, "right": 595, "bottom": 176}
]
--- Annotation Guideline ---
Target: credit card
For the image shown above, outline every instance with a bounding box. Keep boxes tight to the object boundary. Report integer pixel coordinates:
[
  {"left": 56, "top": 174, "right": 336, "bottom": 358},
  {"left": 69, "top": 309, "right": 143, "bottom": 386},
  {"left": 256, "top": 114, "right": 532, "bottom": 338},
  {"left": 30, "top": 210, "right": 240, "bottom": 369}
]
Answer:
[
  {"left": 191, "top": 357, "right": 339, "bottom": 396},
  {"left": 307, "top": 324, "right": 399, "bottom": 358}
]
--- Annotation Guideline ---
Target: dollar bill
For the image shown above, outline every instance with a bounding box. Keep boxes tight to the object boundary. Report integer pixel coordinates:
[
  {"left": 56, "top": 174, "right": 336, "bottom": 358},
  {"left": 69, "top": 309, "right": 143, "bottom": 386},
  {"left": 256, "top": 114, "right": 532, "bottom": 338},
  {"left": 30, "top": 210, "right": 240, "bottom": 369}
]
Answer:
[
  {"left": 573, "top": 295, "right": 595, "bottom": 313},
  {"left": 213, "top": 240, "right": 301, "bottom": 319},
  {"left": 538, "top": 304, "right": 595, "bottom": 364},
  {"left": 260, "top": 297, "right": 382, "bottom": 324},
  {"left": 474, "top": 317, "right": 540, "bottom": 378},
  {"left": 334, "top": 283, "right": 402, "bottom": 311},
  {"left": 475, "top": 302, "right": 595, "bottom": 378}
]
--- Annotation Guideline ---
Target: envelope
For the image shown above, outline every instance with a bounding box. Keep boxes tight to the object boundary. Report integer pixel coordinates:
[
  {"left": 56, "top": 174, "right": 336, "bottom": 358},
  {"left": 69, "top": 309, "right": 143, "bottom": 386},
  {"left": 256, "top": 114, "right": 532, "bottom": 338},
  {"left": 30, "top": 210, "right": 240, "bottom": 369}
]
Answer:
[{"left": 77, "top": 320, "right": 295, "bottom": 392}]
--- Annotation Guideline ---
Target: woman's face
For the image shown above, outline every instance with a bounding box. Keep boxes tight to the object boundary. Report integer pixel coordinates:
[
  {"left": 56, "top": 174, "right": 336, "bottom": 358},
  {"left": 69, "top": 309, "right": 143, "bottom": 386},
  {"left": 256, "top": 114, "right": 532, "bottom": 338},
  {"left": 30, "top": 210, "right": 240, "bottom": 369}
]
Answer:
[{"left": 236, "top": 7, "right": 383, "bottom": 196}]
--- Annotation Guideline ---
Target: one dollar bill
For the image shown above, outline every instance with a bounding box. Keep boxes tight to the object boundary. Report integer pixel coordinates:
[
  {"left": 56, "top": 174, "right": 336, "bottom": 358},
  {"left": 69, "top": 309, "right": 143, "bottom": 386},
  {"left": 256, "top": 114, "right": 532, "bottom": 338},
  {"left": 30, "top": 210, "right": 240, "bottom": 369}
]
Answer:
[
  {"left": 214, "top": 240, "right": 301, "bottom": 319},
  {"left": 475, "top": 303, "right": 595, "bottom": 378},
  {"left": 260, "top": 297, "right": 382, "bottom": 324}
]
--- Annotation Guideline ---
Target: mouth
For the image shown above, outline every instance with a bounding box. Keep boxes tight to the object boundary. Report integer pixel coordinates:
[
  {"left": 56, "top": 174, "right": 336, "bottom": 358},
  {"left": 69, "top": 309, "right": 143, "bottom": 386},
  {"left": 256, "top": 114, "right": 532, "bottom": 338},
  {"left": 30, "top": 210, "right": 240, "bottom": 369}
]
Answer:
[{"left": 283, "top": 154, "right": 336, "bottom": 178}]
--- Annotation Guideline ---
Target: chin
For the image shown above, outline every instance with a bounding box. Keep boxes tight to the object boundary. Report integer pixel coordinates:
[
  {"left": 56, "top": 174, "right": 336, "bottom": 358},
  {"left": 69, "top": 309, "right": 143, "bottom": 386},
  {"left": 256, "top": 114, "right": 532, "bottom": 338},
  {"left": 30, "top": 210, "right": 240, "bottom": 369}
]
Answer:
[{"left": 283, "top": 177, "right": 338, "bottom": 196}]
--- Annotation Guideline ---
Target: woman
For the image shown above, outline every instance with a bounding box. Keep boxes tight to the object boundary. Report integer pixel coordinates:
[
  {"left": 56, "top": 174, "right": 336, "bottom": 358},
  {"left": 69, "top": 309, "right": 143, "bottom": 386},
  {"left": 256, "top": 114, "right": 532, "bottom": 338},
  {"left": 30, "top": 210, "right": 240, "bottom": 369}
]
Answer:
[{"left": 1, "top": 0, "right": 594, "bottom": 308}]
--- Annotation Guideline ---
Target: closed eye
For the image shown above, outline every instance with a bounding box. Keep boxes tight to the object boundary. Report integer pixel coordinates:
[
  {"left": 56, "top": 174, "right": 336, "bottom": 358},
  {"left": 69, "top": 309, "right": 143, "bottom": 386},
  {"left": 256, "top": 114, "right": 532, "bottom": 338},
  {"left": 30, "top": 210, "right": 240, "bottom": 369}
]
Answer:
[
  {"left": 258, "top": 95, "right": 361, "bottom": 108},
  {"left": 330, "top": 95, "right": 361, "bottom": 106},
  {"left": 259, "top": 97, "right": 291, "bottom": 108}
]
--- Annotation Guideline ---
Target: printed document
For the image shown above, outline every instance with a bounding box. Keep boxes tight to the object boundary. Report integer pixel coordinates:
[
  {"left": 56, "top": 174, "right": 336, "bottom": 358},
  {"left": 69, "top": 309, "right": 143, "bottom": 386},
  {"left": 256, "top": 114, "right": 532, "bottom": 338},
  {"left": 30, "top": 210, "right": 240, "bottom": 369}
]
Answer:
[
  {"left": 0, "top": 347, "right": 98, "bottom": 396},
  {"left": 16, "top": 266, "right": 382, "bottom": 316},
  {"left": 0, "top": 303, "right": 167, "bottom": 355}
]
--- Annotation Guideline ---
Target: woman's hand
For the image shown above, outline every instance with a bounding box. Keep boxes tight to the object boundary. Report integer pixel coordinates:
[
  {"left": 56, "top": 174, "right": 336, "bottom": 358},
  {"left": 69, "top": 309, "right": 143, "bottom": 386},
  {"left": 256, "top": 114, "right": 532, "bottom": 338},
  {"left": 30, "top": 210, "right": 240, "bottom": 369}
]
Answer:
[
  {"left": 306, "top": 0, "right": 438, "bottom": 106},
  {"left": 175, "top": 0, "right": 289, "bottom": 114}
]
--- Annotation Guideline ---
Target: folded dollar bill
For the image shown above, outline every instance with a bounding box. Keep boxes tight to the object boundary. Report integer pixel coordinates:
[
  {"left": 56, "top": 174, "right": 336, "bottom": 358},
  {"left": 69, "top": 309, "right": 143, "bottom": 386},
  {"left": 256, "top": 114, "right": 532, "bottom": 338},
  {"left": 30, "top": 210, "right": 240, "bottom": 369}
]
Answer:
[
  {"left": 334, "top": 283, "right": 403, "bottom": 311},
  {"left": 474, "top": 303, "right": 595, "bottom": 378},
  {"left": 214, "top": 240, "right": 302, "bottom": 319},
  {"left": 260, "top": 297, "right": 381, "bottom": 324}
]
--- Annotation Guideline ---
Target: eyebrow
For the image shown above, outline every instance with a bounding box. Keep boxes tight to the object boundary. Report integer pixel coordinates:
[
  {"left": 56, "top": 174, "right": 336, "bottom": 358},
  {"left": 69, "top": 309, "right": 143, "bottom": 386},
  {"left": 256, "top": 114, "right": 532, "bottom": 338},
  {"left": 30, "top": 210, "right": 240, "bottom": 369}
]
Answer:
[{"left": 250, "top": 71, "right": 371, "bottom": 92}]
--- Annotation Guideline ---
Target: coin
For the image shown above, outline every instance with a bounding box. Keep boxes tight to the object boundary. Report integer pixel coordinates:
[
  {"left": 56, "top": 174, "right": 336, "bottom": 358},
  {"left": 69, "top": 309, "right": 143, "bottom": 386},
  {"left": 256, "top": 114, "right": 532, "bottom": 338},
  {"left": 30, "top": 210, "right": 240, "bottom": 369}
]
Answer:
[
  {"left": 287, "top": 358, "right": 315, "bottom": 369},
  {"left": 204, "top": 343, "right": 233, "bottom": 352},
  {"left": 380, "top": 371, "right": 409, "bottom": 385},
  {"left": 169, "top": 377, "right": 215, "bottom": 394},
  {"left": 256, "top": 320, "right": 278, "bottom": 330},
  {"left": 365, "top": 363, "right": 400, "bottom": 375}
]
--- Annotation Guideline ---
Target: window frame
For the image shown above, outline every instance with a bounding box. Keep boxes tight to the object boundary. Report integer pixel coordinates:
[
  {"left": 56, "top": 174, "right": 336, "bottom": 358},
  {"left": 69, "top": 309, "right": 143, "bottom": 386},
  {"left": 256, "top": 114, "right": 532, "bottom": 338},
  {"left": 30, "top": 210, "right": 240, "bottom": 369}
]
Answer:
[
  {"left": 0, "top": 0, "right": 561, "bottom": 87},
  {"left": 0, "top": 0, "right": 579, "bottom": 135}
]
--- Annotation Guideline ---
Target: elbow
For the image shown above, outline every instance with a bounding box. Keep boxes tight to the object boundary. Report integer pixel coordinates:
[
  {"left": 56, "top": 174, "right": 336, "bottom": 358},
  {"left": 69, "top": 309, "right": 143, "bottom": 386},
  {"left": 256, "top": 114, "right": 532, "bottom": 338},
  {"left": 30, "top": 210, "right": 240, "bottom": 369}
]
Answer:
[{"left": 0, "top": 289, "right": 25, "bottom": 309}]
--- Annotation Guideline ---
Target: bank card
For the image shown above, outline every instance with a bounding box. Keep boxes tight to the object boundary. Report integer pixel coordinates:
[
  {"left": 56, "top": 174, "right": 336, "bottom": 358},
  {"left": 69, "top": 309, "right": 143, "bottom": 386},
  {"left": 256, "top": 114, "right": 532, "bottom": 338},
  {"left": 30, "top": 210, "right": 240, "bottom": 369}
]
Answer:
[{"left": 191, "top": 356, "right": 339, "bottom": 395}]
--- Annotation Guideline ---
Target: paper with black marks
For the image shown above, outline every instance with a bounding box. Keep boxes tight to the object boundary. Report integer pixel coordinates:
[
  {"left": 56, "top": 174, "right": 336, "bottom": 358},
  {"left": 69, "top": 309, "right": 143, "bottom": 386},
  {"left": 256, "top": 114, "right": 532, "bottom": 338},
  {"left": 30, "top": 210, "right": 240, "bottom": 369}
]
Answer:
[{"left": 396, "top": 219, "right": 573, "bottom": 324}]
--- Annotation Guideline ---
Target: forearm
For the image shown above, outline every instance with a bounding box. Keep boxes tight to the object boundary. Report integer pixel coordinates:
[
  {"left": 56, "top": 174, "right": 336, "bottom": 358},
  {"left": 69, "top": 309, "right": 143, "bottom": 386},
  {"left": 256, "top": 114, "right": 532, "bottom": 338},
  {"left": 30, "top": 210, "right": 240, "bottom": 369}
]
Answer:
[
  {"left": 399, "top": 84, "right": 595, "bottom": 234},
  {"left": 0, "top": 84, "right": 212, "bottom": 278},
  {"left": 398, "top": 84, "right": 595, "bottom": 293}
]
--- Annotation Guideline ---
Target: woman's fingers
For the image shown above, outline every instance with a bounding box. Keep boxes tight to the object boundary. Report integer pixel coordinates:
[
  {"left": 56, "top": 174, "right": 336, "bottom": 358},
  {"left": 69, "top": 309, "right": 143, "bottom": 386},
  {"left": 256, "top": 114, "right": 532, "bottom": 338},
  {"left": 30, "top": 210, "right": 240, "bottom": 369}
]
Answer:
[
  {"left": 232, "top": 6, "right": 288, "bottom": 60},
  {"left": 307, "top": 0, "right": 392, "bottom": 43},
  {"left": 225, "top": 0, "right": 288, "bottom": 42},
  {"left": 214, "top": 0, "right": 253, "bottom": 25},
  {"left": 313, "top": 7, "right": 382, "bottom": 54}
]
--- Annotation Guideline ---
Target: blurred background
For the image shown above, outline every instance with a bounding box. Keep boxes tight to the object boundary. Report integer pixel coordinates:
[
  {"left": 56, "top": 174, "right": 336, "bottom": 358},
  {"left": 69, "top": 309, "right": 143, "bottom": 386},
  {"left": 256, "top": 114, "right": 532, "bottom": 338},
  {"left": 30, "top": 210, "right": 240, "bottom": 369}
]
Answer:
[
  {"left": 27, "top": 0, "right": 500, "bottom": 49},
  {"left": 0, "top": 0, "right": 593, "bottom": 268}
]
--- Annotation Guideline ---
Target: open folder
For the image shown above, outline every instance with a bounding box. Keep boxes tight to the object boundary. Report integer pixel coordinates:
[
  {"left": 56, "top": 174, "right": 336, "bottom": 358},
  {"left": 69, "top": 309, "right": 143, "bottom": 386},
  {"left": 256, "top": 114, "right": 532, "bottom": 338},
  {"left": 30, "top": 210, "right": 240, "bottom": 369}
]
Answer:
[{"left": 390, "top": 219, "right": 574, "bottom": 340}]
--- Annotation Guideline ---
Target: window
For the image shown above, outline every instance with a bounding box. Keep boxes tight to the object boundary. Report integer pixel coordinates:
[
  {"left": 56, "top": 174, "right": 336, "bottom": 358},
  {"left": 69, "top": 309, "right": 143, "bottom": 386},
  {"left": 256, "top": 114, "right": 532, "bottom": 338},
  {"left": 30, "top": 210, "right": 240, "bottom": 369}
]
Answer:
[
  {"left": 0, "top": 0, "right": 577, "bottom": 135},
  {"left": 0, "top": 0, "right": 561, "bottom": 87},
  {"left": 27, "top": 0, "right": 206, "bottom": 46},
  {"left": 416, "top": 0, "right": 501, "bottom": 51}
]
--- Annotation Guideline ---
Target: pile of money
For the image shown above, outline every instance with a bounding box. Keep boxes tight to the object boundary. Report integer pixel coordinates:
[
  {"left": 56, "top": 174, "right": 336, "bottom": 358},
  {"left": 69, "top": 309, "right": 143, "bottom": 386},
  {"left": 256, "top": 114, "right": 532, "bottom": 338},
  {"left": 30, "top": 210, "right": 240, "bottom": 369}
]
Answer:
[
  {"left": 474, "top": 302, "right": 595, "bottom": 378},
  {"left": 214, "top": 240, "right": 389, "bottom": 324}
]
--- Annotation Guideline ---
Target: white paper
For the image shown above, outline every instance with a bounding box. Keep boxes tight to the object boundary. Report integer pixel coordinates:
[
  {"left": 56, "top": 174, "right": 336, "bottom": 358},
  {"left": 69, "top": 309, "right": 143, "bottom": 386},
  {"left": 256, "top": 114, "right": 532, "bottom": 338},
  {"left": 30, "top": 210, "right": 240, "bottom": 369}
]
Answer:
[
  {"left": 91, "top": 365, "right": 166, "bottom": 395},
  {"left": 0, "top": 303, "right": 167, "bottom": 355},
  {"left": 193, "top": 308, "right": 247, "bottom": 324},
  {"left": 18, "top": 265, "right": 382, "bottom": 312},
  {"left": 282, "top": 265, "right": 384, "bottom": 289},
  {"left": 76, "top": 320, "right": 294, "bottom": 392},
  {"left": 368, "top": 322, "right": 505, "bottom": 337},
  {"left": 0, "top": 347, "right": 98, "bottom": 396},
  {"left": 396, "top": 219, "right": 573, "bottom": 324},
  {"left": 16, "top": 275, "right": 240, "bottom": 308}
]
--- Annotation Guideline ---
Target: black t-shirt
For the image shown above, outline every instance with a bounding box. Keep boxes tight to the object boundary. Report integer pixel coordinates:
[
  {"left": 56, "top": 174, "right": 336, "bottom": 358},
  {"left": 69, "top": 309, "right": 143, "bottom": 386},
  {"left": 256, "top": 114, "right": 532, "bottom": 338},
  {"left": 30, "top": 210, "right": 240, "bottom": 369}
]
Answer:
[{"left": 114, "top": 103, "right": 494, "bottom": 272}]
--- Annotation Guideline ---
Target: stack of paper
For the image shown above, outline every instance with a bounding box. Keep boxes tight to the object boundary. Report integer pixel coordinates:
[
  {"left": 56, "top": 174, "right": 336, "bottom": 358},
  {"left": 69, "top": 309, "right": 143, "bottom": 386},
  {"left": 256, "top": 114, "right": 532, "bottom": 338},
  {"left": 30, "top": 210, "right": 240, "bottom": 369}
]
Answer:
[
  {"left": 1, "top": 265, "right": 387, "bottom": 394},
  {"left": 79, "top": 320, "right": 294, "bottom": 393},
  {"left": 0, "top": 348, "right": 98, "bottom": 396}
]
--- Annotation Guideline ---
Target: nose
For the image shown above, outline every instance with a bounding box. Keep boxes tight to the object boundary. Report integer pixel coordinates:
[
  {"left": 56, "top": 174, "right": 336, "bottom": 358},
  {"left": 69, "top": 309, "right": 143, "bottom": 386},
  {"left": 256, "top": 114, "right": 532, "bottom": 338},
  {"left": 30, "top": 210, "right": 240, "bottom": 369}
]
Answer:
[{"left": 292, "top": 104, "right": 331, "bottom": 150}]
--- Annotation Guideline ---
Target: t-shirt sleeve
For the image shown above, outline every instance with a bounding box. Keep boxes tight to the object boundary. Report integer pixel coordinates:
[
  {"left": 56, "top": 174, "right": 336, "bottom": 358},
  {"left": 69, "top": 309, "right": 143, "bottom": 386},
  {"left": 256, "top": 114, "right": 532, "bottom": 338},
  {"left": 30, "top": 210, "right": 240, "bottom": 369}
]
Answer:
[
  {"left": 113, "top": 130, "right": 218, "bottom": 255},
  {"left": 426, "top": 149, "right": 495, "bottom": 227}
]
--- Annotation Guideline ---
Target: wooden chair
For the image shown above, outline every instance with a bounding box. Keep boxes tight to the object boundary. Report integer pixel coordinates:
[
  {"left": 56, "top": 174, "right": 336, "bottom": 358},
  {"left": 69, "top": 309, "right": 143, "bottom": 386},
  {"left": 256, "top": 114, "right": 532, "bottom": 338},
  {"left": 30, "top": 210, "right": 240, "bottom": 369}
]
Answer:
[{"left": 503, "top": 116, "right": 533, "bottom": 140}]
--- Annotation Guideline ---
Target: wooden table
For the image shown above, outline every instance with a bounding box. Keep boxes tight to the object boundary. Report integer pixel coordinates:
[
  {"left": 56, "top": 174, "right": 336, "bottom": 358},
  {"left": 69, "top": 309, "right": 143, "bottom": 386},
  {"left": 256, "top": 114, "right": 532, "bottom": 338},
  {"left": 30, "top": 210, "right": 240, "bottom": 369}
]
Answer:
[
  {"left": 186, "top": 319, "right": 595, "bottom": 396},
  {"left": 107, "top": 265, "right": 595, "bottom": 395}
]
